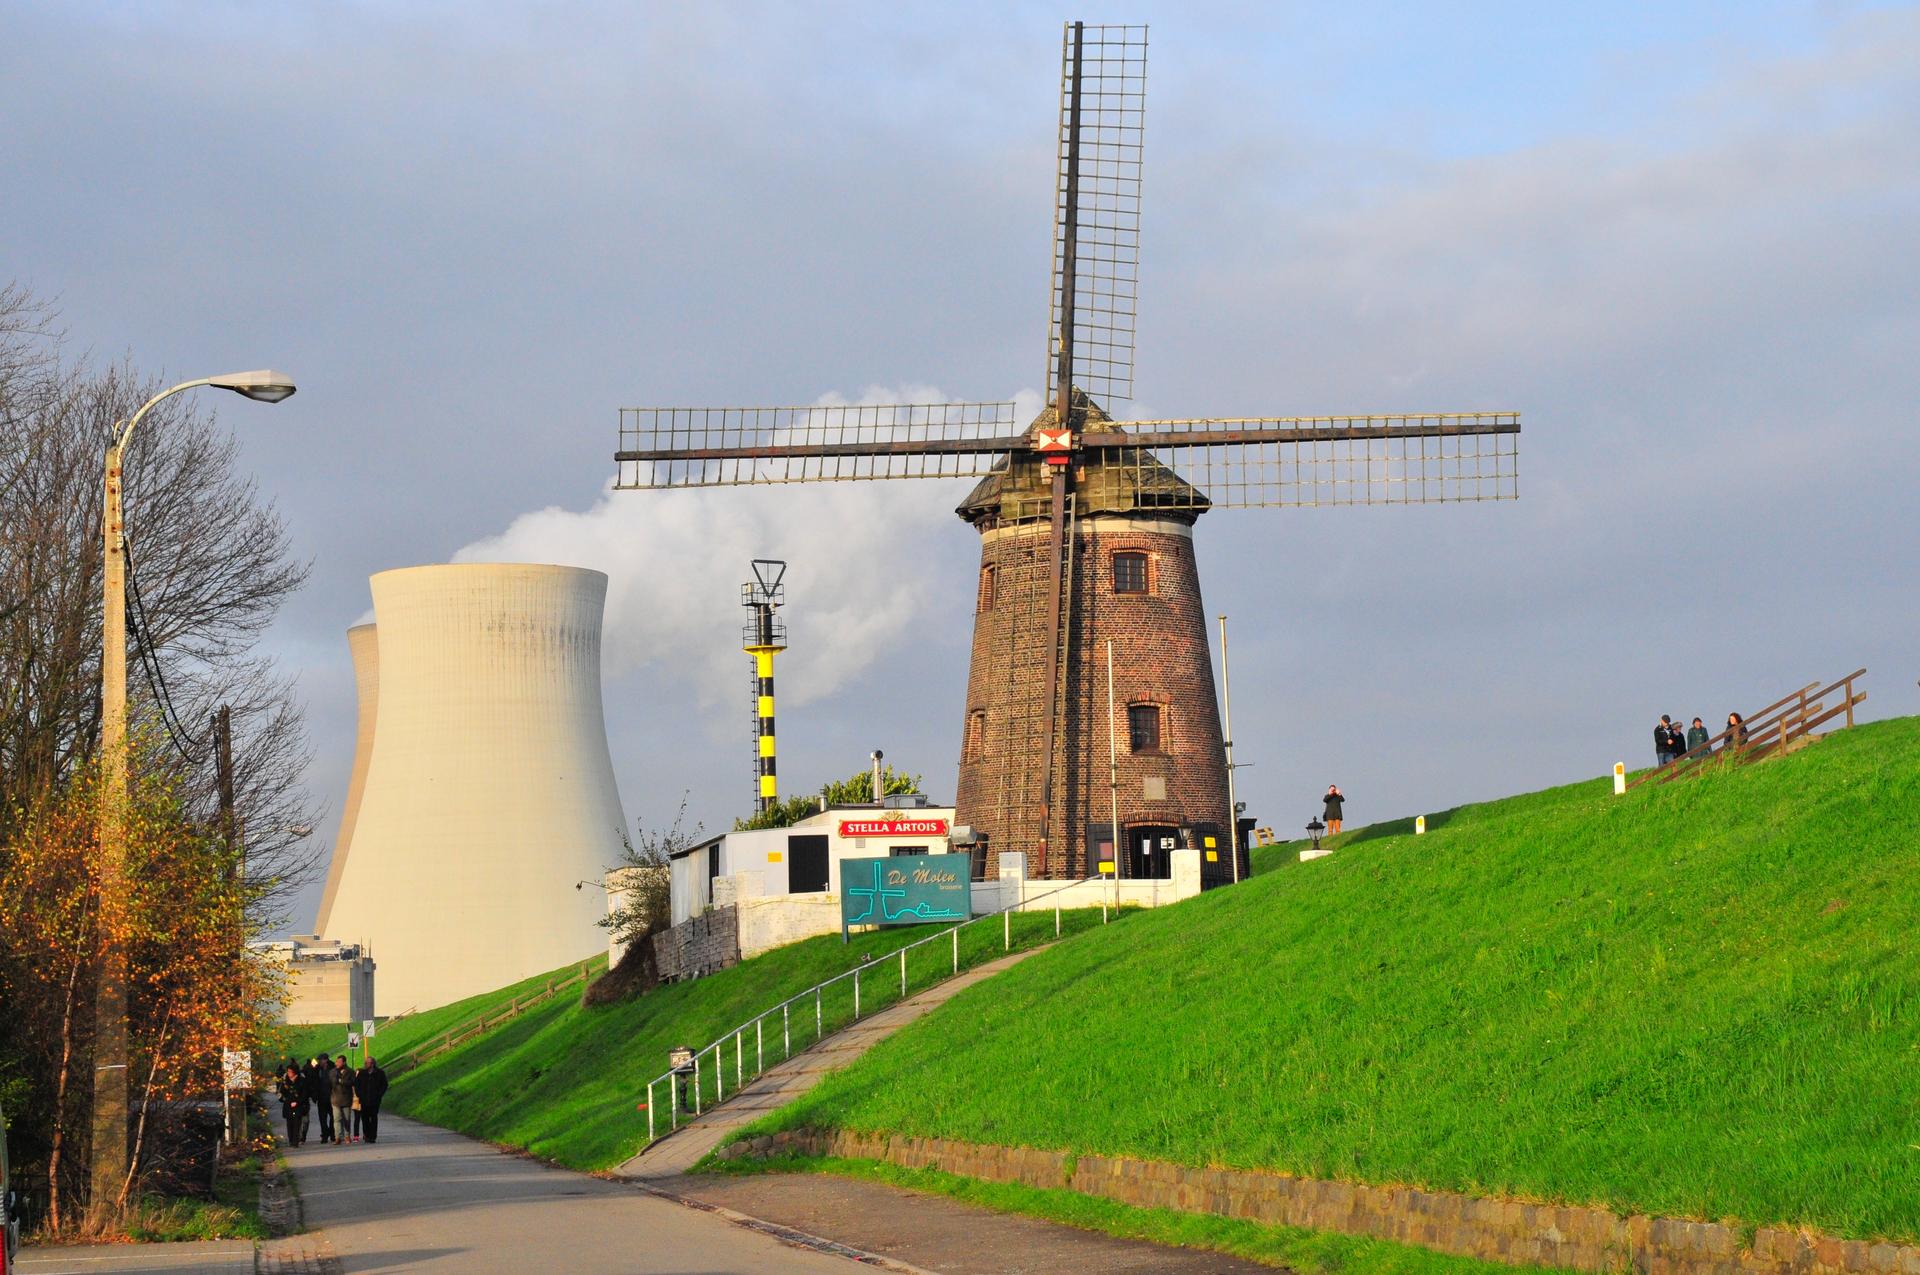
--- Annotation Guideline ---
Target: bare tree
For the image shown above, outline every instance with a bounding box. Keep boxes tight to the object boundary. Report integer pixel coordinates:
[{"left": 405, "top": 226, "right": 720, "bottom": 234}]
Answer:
[{"left": 0, "top": 282, "right": 321, "bottom": 921}]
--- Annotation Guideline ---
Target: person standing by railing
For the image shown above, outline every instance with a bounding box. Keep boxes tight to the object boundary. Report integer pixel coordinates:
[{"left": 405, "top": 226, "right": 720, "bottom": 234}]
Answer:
[
  {"left": 1725, "top": 712, "right": 1747, "bottom": 752},
  {"left": 1654, "top": 716, "right": 1676, "bottom": 766},
  {"left": 1685, "top": 717, "right": 1709, "bottom": 756}
]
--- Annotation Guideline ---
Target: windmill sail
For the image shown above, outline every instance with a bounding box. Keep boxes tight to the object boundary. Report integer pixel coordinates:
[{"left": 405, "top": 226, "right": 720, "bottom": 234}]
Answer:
[
  {"left": 1086, "top": 412, "right": 1521, "bottom": 509},
  {"left": 616, "top": 401, "right": 1018, "bottom": 488},
  {"left": 1048, "top": 22, "right": 1147, "bottom": 405}
]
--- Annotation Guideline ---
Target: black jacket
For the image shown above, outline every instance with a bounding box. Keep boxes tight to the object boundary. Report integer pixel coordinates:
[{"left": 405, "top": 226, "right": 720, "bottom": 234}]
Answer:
[
  {"left": 1323, "top": 792, "right": 1345, "bottom": 819},
  {"left": 355, "top": 1064, "right": 389, "bottom": 1110}
]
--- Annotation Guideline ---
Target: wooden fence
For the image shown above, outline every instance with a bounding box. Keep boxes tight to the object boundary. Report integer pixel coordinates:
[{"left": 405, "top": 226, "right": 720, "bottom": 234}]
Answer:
[
  {"left": 1629, "top": 668, "right": 1866, "bottom": 790},
  {"left": 387, "top": 960, "right": 597, "bottom": 1076}
]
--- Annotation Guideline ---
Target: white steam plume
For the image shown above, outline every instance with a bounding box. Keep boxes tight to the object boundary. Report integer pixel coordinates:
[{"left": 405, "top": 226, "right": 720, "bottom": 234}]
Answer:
[{"left": 452, "top": 385, "right": 1043, "bottom": 713}]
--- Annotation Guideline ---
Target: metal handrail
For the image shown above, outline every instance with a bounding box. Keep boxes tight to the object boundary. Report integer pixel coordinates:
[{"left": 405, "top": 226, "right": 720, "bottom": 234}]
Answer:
[{"left": 638, "top": 871, "right": 1116, "bottom": 1147}]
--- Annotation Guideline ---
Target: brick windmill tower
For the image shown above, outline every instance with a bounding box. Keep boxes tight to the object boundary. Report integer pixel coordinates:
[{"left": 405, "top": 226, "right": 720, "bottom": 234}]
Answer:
[{"left": 614, "top": 23, "right": 1520, "bottom": 882}]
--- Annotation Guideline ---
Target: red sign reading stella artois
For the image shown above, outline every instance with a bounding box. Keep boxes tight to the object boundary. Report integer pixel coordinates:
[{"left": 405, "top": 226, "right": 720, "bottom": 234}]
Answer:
[{"left": 838, "top": 816, "right": 950, "bottom": 838}]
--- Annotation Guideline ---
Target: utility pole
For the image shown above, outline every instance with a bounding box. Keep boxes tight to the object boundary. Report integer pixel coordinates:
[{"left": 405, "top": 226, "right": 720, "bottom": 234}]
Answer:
[
  {"left": 91, "top": 439, "right": 131, "bottom": 1220},
  {"left": 1219, "top": 614, "right": 1241, "bottom": 885},
  {"left": 213, "top": 705, "right": 245, "bottom": 1146}
]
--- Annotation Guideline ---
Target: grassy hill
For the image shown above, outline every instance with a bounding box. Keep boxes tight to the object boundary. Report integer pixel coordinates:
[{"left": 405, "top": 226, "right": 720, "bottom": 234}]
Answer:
[
  {"left": 270, "top": 955, "right": 604, "bottom": 1067},
  {"left": 294, "top": 906, "right": 1117, "bottom": 1170},
  {"left": 749, "top": 716, "right": 1920, "bottom": 1244}
]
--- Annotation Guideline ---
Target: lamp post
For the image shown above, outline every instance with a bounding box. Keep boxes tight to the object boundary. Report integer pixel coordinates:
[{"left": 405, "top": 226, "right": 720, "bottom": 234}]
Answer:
[{"left": 93, "top": 370, "right": 294, "bottom": 1220}]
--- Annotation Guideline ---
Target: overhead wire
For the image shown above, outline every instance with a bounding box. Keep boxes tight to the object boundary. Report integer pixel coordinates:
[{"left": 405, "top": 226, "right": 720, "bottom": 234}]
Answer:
[{"left": 122, "top": 534, "right": 210, "bottom": 767}]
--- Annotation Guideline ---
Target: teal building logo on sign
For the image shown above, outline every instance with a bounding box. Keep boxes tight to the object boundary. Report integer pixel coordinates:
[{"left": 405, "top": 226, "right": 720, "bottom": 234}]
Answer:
[{"left": 840, "top": 853, "right": 972, "bottom": 928}]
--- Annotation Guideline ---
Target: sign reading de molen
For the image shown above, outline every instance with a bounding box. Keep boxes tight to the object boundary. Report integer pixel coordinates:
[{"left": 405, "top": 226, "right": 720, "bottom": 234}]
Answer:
[{"left": 840, "top": 852, "right": 972, "bottom": 938}]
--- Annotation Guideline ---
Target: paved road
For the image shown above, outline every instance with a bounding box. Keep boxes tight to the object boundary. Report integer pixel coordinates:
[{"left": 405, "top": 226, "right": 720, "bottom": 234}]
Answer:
[
  {"left": 622, "top": 947, "right": 1046, "bottom": 1179},
  {"left": 680, "top": 1172, "right": 1276, "bottom": 1274},
  {"left": 266, "top": 1114, "right": 877, "bottom": 1274},
  {"left": 15, "top": 1241, "right": 253, "bottom": 1274}
]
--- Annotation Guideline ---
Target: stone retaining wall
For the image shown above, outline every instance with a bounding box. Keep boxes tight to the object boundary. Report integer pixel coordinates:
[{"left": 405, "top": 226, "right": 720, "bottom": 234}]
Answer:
[
  {"left": 718, "top": 1129, "right": 1919, "bottom": 1275},
  {"left": 652, "top": 905, "right": 739, "bottom": 981}
]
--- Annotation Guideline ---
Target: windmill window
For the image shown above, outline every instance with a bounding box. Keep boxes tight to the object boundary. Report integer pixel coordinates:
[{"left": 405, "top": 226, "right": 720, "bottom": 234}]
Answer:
[
  {"left": 1113, "top": 551, "right": 1148, "bottom": 594},
  {"left": 965, "top": 710, "right": 986, "bottom": 761},
  {"left": 1127, "top": 703, "right": 1163, "bottom": 753},
  {"left": 978, "top": 565, "right": 995, "bottom": 611}
]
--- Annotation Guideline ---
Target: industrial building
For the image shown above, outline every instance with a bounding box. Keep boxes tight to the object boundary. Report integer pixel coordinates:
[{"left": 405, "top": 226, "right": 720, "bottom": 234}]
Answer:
[
  {"left": 257, "top": 935, "right": 376, "bottom": 1026},
  {"left": 318, "top": 563, "right": 627, "bottom": 1014}
]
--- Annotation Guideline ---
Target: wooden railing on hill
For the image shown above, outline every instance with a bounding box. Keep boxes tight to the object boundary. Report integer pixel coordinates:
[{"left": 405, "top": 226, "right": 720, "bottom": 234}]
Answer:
[
  {"left": 387, "top": 960, "right": 597, "bottom": 1076},
  {"left": 1629, "top": 668, "right": 1867, "bottom": 790}
]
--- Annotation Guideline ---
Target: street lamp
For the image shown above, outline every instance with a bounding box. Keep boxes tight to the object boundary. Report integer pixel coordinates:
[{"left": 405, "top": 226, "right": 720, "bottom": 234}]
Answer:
[{"left": 93, "top": 370, "right": 295, "bottom": 1222}]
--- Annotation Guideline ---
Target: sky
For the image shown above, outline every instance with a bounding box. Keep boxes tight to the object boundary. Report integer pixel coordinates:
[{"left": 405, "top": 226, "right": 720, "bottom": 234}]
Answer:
[{"left": 5, "top": 1, "right": 1916, "bottom": 936}]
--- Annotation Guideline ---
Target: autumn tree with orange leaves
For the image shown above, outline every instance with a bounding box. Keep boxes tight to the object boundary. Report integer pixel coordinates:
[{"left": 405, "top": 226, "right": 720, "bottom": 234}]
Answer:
[{"left": 0, "top": 740, "right": 282, "bottom": 1232}]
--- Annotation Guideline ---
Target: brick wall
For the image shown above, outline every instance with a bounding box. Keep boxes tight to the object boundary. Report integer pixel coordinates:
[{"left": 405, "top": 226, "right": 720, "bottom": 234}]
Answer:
[
  {"left": 721, "top": 1130, "right": 1920, "bottom": 1275},
  {"left": 955, "top": 515, "right": 1229, "bottom": 878}
]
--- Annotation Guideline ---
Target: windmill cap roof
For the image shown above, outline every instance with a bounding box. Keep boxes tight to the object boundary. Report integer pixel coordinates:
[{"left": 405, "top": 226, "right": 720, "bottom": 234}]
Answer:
[{"left": 956, "top": 389, "right": 1210, "bottom": 526}]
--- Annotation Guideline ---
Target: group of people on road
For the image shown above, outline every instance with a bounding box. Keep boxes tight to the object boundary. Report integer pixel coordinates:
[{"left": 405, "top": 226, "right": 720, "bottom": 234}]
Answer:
[
  {"left": 277, "top": 1054, "right": 388, "bottom": 1147},
  {"left": 1655, "top": 712, "right": 1746, "bottom": 766}
]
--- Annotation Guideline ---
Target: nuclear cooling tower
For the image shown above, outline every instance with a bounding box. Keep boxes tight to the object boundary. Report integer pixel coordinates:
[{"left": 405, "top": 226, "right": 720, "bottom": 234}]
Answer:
[
  {"left": 319, "top": 564, "right": 628, "bottom": 1013},
  {"left": 313, "top": 623, "right": 378, "bottom": 939}
]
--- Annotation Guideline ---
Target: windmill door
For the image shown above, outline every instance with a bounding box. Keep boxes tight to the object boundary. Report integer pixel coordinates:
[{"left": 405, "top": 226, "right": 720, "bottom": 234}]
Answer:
[
  {"left": 787, "top": 835, "right": 829, "bottom": 894},
  {"left": 1129, "top": 825, "right": 1177, "bottom": 880}
]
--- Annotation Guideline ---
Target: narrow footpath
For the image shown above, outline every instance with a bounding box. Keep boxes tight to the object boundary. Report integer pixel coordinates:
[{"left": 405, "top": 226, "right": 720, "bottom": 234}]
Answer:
[{"left": 620, "top": 946, "right": 1044, "bottom": 1179}]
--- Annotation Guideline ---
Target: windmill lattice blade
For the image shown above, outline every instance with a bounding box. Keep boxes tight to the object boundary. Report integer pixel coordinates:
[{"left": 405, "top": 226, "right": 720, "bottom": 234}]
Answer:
[
  {"left": 1084, "top": 412, "right": 1520, "bottom": 509},
  {"left": 1049, "top": 22, "right": 1146, "bottom": 404},
  {"left": 615, "top": 402, "right": 1020, "bottom": 489}
]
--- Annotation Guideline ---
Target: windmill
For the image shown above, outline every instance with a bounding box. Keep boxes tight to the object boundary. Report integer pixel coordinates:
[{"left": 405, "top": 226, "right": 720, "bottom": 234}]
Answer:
[{"left": 614, "top": 22, "right": 1519, "bottom": 883}]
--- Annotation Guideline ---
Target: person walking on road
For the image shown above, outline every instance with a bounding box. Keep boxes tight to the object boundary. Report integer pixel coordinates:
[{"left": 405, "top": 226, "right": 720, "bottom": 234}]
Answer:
[
  {"left": 1322, "top": 785, "right": 1346, "bottom": 838},
  {"left": 354, "top": 1056, "right": 389, "bottom": 1145},
  {"left": 279, "top": 1062, "right": 306, "bottom": 1147},
  {"left": 330, "top": 1055, "right": 358, "bottom": 1145},
  {"left": 305, "top": 1058, "right": 333, "bottom": 1144}
]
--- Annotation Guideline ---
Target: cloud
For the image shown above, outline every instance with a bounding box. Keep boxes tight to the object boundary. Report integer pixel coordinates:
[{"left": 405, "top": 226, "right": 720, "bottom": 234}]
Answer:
[{"left": 452, "top": 385, "right": 1044, "bottom": 712}]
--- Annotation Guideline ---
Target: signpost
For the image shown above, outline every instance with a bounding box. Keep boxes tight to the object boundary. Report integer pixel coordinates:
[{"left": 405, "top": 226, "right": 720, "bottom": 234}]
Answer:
[{"left": 839, "top": 852, "right": 972, "bottom": 941}]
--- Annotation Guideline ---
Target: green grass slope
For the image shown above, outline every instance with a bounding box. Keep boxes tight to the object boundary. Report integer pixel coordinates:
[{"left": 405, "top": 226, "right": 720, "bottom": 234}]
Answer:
[
  {"left": 756, "top": 717, "right": 1920, "bottom": 1244},
  {"left": 271, "top": 955, "right": 605, "bottom": 1066},
  {"left": 372, "top": 906, "right": 1117, "bottom": 1170}
]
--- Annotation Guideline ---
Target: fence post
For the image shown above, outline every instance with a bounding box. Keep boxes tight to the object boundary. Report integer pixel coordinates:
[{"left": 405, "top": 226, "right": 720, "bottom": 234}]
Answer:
[
  {"left": 736, "top": 1030, "right": 743, "bottom": 1086},
  {"left": 647, "top": 1078, "right": 656, "bottom": 1143},
  {"left": 952, "top": 926, "right": 958, "bottom": 974},
  {"left": 816, "top": 988, "right": 822, "bottom": 1040},
  {"left": 900, "top": 946, "right": 907, "bottom": 998},
  {"left": 756, "top": 1018, "right": 763, "bottom": 1074},
  {"left": 1847, "top": 677, "right": 1856, "bottom": 728},
  {"left": 693, "top": 1054, "right": 702, "bottom": 1116},
  {"left": 784, "top": 1003, "right": 791, "bottom": 1058},
  {"left": 1004, "top": 908, "right": 1010, "bottom": 951},
  {"left": 715, "top": 1045, "right": 723, "bottom": 1102},
  {"left": 854, "top": 967, "right": 861, "bottom": 1019},
  {"left": 1055, "top": 902, "right": 1061, "bottom": 937}
]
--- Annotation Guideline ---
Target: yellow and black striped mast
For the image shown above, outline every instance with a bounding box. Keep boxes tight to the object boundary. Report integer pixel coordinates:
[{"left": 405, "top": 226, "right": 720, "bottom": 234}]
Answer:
[{"left": 742, "top": 560, "right": 788, "bottom": 814}]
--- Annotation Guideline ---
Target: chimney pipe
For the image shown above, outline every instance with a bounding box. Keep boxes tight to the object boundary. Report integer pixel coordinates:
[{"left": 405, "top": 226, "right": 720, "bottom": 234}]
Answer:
[{"left": 871, "top": 749, "right": 885, "bottom": 807}]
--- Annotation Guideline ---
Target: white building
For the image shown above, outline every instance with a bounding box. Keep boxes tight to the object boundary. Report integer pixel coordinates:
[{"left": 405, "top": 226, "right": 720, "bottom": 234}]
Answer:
[
  {"left": 668, "top": 796, "right": 957, "bottom": 926},
  {"left": 319, "top": 564, "right": 627, "bottom": 1014}
]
